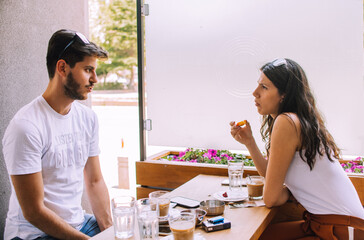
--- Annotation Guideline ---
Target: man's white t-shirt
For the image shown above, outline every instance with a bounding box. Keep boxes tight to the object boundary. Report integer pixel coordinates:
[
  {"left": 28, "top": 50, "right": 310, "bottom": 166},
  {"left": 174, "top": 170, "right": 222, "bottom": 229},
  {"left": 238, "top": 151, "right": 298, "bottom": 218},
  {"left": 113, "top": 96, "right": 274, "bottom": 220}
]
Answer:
[{"left": 2, "top": 96, "right": 100, "bottom": 240}]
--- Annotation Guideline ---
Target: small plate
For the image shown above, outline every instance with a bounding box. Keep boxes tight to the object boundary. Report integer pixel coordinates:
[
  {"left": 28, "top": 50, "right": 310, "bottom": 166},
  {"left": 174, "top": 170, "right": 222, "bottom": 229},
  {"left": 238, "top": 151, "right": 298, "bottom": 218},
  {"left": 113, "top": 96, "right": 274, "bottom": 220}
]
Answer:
[
  {"left": 160, "top": 233, "right": 206, "bottom": 240},
  {"left": 213, "top": 190, "right": 248, "bottom": 202}
]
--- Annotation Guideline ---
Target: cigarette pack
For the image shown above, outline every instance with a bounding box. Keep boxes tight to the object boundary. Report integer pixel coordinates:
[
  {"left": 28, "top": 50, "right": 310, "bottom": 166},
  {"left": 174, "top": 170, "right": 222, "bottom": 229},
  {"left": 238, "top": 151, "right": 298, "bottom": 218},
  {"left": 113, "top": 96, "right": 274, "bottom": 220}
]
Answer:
[{"left": 202, "top": 219, "right": 231, "bottom": 232}]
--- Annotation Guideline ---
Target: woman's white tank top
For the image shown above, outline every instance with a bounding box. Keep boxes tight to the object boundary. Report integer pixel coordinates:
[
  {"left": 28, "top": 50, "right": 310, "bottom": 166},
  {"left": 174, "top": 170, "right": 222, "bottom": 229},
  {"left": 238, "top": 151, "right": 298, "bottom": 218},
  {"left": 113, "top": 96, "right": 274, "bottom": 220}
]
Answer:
[{"left": 285, "top": 152, "right": 364, "bottom": 219}]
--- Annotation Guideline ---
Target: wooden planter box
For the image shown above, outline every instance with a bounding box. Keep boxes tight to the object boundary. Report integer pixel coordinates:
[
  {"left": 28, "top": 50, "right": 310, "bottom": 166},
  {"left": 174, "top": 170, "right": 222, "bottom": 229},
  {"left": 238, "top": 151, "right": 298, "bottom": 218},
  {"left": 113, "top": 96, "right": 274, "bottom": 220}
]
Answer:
[
  {"left": 136, "top": 150, "right": 258, "bottom": 199},
  {"left": 136, "top": 151, "right": 364, "bottom": 206}
]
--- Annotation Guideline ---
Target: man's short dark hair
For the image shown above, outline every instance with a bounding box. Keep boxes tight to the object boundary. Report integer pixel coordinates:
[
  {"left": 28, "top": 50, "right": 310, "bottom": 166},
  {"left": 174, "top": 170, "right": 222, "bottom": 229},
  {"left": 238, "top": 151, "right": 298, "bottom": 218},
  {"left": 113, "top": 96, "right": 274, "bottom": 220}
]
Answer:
[{"left": 46, "top": 29, "right": 108, "bottom": 79}]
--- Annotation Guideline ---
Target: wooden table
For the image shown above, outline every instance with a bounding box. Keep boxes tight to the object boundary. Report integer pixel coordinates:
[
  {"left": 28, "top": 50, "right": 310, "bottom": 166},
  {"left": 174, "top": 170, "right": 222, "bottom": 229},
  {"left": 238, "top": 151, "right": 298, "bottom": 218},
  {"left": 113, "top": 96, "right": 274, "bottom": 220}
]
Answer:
[{"left": 91, "top": 174, "right": 277, "bottom": 240}]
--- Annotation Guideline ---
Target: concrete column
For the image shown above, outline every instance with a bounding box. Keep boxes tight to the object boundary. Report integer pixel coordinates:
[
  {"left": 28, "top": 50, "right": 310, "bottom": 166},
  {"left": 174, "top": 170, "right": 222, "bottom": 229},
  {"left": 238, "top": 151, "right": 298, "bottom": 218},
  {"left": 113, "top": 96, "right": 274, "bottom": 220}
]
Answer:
[{"left": 0, "top": 0, "right": 89, "bottom": 236}]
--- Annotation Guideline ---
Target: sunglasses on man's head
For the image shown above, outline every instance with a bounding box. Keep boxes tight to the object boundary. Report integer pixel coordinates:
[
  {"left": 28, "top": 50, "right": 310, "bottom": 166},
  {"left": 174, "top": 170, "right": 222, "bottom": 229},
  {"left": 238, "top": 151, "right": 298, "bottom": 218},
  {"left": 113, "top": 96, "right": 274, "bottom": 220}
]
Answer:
[{"left": 57, "top": 32, "right": 90, "bottom": 60}]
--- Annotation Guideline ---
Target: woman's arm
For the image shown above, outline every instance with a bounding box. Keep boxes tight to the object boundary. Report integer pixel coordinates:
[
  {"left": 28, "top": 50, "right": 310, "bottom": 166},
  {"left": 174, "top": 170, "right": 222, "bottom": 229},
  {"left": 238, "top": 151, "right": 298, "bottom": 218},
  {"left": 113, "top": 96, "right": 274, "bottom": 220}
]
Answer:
[{"left": 263, "top": 114, "right": 301, "bottom": 208}]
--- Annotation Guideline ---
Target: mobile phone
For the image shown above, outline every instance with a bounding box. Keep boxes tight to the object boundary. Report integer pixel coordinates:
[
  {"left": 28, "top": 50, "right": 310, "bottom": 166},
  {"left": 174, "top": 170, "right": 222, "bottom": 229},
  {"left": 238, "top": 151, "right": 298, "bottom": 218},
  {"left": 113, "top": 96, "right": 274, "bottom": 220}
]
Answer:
[
  {"left": 170, "top": 196, "right": 200, "bottom": 208},
  {"left": 159, "top": 225, "right": 171, "bottom": 236}
]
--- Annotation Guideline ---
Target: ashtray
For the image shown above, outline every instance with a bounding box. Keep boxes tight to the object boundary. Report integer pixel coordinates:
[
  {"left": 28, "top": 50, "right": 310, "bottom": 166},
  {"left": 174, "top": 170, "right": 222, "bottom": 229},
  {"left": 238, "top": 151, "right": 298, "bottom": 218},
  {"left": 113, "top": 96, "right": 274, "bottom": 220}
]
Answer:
[{"left": 199, "top": 200, "right": 225, "bottom": 216}]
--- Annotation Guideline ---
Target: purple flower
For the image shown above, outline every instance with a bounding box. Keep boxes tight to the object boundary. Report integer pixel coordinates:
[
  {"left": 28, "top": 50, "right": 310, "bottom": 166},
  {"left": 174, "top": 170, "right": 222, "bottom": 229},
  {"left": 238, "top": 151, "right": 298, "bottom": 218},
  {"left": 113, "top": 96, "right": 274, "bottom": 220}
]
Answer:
[
  {"left": 179, "top": 151, "right": 186, "bottom": 157},
  {"left": 190, "top": 159, "right": 197, "bottom": 163}
]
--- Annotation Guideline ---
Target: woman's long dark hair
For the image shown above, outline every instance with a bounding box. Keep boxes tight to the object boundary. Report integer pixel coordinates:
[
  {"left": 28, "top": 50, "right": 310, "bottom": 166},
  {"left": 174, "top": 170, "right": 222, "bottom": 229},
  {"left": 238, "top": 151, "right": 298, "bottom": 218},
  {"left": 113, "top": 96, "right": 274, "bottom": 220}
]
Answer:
[{"left": 260, "top": 58, "right": 340, "bottom": 170}]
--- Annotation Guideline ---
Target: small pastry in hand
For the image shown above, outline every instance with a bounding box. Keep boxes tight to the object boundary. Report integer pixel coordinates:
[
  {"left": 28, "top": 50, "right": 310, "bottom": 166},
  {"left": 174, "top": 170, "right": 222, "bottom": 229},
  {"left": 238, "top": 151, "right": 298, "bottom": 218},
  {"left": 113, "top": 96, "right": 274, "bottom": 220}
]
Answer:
[{"left": 236, "top": 120, "right": 247, "bottom": 127}]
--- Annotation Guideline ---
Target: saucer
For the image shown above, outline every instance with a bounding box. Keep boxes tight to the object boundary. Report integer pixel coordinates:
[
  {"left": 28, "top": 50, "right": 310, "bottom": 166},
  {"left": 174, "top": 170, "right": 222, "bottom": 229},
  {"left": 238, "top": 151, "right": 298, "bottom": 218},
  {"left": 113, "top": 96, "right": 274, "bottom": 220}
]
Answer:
[{"left": 213, "top": 190, "right": 248, "bottom": 202}]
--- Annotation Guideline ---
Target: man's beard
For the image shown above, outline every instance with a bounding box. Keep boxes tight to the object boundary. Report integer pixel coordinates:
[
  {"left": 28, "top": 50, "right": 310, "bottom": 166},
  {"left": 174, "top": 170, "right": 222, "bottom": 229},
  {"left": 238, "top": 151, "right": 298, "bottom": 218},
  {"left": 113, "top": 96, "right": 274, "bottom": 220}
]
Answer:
[{"left": 64, "top": 72, "right": 86, "bottom": 100}]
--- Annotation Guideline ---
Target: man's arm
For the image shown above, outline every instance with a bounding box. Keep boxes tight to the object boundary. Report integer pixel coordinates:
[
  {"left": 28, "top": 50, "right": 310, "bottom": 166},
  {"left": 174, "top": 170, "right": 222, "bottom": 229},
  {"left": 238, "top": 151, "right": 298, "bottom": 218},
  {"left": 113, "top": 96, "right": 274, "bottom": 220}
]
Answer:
[
  {"left": 11, "top": 173, "right": 90, "bottom": 240},
  {"left": 83, "top": 156, "right": 113, "bottom": 231}
]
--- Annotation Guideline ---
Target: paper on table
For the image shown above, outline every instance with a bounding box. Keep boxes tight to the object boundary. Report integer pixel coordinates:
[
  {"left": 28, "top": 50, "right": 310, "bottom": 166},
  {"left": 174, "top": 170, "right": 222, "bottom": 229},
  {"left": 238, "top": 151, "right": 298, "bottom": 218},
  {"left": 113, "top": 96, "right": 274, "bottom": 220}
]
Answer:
[{"left": 228, "top": 199, "right": 265, "bottom": 208}]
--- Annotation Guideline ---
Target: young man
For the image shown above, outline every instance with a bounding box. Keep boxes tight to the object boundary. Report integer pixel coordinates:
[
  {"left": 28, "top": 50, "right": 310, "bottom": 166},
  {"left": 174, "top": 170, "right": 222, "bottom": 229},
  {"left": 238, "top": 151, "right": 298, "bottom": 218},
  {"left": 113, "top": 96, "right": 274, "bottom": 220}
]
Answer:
[{"left": 3, "top": 29, "right": 112, "bottom": 240}]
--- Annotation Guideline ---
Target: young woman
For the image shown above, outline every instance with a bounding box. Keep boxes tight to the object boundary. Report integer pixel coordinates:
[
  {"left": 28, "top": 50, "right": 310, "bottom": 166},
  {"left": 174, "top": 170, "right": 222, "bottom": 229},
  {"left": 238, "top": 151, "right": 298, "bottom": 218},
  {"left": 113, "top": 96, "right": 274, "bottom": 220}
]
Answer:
[{"left": 230, "top": 58, "right": 364, "bottom": 239}]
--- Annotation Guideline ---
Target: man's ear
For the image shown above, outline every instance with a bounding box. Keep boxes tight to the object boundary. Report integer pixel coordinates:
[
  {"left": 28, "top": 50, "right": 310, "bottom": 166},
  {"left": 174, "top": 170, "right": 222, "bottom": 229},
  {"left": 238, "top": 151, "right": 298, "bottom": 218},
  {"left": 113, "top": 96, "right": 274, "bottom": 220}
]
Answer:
[{"left": 56, "top": 59, "right": 68, "bottom": 77}]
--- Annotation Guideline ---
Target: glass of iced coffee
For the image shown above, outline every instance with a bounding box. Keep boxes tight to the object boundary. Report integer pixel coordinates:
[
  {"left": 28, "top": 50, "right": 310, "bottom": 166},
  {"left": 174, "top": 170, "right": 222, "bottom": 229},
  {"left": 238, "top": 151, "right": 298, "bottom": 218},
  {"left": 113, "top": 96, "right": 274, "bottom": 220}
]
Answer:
[
  {"left": 149, "top": 190, "right": 170, "bottom": 221},
  {"left": 168, "top": 212, "right": 195, "bottom": 240},
  {"left": 247, "top": 176, "right": 264, "bottom": 200}
]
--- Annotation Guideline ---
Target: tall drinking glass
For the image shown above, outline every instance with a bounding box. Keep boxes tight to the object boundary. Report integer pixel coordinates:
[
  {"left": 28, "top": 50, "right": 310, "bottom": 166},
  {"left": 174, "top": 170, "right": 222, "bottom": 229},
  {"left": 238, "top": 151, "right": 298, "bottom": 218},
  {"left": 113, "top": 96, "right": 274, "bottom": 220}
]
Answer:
[
  {"left": 112, "top": 196, "right": 135, "bottom": 239},
  {"left": 136, "top": 198, "right": 159, "bottom": 239},
  {"left": 228, "top": 160, "right": 244, "bottom": 197}
]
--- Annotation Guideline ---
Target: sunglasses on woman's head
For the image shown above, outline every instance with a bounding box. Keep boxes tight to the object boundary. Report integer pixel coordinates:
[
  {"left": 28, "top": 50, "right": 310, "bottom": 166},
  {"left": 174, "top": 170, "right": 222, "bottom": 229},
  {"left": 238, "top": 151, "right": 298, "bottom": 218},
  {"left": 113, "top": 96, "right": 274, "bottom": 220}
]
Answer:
[{"left": 272, "top": 58, "right": 287, "bottom": 67}]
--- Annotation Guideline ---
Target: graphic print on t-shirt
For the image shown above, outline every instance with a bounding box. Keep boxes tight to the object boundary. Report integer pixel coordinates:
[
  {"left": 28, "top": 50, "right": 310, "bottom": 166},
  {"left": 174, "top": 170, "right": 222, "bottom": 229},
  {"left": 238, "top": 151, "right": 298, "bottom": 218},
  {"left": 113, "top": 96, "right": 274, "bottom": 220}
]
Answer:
[{"left": 45, "top": 131, "right": 88, "bottom": 169}]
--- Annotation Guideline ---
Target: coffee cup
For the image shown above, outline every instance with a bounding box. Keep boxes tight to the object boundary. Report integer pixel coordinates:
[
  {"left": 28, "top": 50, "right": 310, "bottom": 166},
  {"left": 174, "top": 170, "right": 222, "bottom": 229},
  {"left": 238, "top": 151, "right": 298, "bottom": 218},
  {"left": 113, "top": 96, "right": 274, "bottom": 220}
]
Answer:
[
  {"left": 149, "top": 190, "right": 170, "bottom": 221},
  {"left": 247, "top": 176, "right": 264, "bottom": 200},
  {"left": 168, "top": 212, "right": 195, "bottom": 240}
]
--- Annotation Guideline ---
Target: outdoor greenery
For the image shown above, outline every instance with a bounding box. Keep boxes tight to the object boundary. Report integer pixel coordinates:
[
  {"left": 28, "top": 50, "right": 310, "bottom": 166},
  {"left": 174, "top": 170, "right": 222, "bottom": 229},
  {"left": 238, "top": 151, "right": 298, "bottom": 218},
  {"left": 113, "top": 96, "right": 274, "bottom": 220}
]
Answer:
[{"left": 89, "top": 0, "right": 137, "bottom": 90}]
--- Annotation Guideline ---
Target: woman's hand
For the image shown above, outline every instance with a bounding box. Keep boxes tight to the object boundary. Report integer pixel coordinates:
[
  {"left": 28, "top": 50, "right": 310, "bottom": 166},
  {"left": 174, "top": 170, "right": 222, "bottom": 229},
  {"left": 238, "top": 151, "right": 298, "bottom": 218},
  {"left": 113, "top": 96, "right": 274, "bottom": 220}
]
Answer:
[{"left": 230, "top": 120, "right": 254, "bottom": 146}]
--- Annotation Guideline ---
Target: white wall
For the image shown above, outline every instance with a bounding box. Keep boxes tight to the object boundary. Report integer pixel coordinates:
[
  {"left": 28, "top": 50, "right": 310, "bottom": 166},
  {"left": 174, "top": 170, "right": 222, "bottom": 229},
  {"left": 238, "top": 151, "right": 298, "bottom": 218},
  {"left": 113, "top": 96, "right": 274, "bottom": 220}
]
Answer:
[{"left": 145, "top": 0, "right": 364, "bottom": 156}]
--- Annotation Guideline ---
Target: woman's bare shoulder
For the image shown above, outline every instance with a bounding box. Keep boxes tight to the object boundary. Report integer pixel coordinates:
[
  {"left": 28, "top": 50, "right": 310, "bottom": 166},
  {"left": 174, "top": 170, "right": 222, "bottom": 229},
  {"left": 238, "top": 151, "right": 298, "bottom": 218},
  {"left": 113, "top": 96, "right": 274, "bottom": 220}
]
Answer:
[
  {"left": 274, "top": 113, "right": 301, "bottom": 137},
  {"left": 278, "top": 112, "right": 300, "bottom": 127}
]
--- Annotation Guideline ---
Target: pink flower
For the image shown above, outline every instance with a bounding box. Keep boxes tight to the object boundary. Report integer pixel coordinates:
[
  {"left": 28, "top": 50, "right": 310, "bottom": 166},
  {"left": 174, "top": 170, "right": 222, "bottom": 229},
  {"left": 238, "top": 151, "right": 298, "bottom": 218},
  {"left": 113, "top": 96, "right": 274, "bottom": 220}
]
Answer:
[
  {"left": 214, "top": 157, "right": 221, "bottom": 162},
  {"left": 345, "top": 169, "right": 352, "bottom": 173},
  {"left": 355, "top": 156, "right": 362, "bottom": 161},
  {"left": 179, "top": 151, "right": 186, "bottom": 157},
  {"left": 203, "top": 153, "right": 211, "bottom": 159},
  {"left": 208, "top": 149, "right": 217, "bottom": 157}
]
